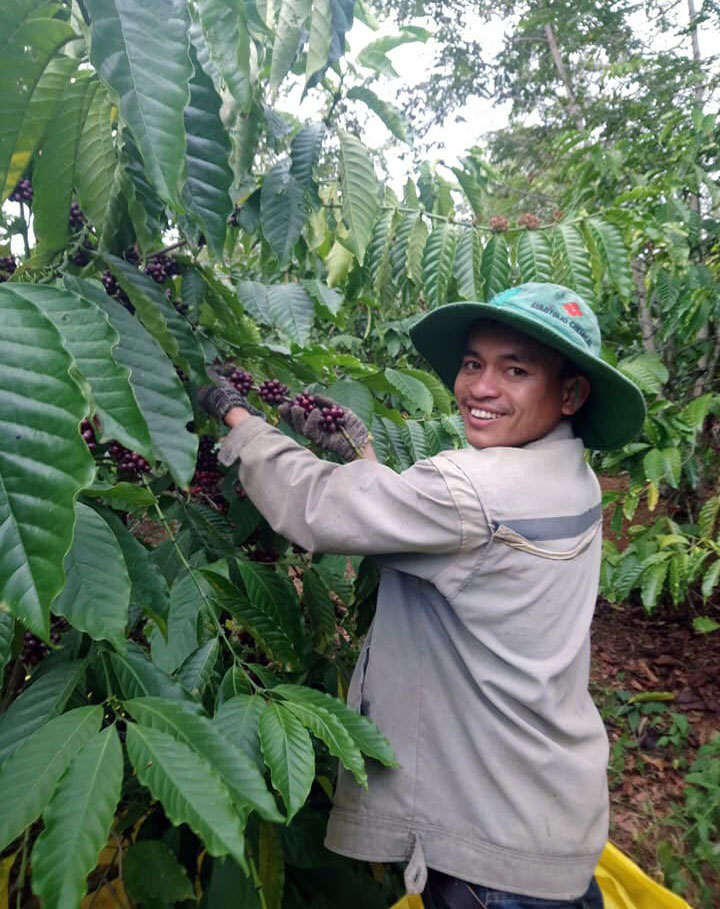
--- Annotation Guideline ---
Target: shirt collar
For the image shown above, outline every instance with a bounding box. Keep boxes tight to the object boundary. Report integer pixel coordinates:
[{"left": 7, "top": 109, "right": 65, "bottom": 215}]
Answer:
[{"left": 523, "top": 420, "right": 576, "bottom": 450}]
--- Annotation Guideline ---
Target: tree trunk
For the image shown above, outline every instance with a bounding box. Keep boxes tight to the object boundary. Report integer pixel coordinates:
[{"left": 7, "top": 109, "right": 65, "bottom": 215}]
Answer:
[
  {"left": 543, "top": 23, "right": 584, "bottom": 131},
  {"left": 632, "top": 259, "right": 657, "bottom": 353}
]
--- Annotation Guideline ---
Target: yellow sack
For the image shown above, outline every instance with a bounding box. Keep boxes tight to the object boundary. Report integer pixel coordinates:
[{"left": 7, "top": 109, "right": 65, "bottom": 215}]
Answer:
[{"left": 389, "top": 842, "right": 693, "bottom": 909}]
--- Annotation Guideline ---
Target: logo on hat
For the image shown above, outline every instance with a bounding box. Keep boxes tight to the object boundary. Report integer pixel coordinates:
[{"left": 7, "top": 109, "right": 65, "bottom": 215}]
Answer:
[{"left": 563, "top": 302, "right": 583, "bottom": 317}]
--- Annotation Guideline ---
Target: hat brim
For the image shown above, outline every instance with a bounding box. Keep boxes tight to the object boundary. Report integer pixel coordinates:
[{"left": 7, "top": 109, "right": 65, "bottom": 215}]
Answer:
[{"left": 409, "top": 302, "right": 646, "bottom": 451}]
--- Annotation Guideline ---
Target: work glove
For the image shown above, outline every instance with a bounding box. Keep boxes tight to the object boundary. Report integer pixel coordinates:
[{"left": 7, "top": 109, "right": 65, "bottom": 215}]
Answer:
[
  {"left": 197, "top": 371, "right": 265, "bottom": 424},
  {"left": 278, "top": 393, "right": 369, "bottom": 462}
]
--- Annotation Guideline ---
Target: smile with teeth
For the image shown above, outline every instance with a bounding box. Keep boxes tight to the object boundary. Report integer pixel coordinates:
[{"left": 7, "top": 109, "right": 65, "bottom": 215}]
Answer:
[{"left": 469, "top": 407, "right": 503, "bottom": 420}]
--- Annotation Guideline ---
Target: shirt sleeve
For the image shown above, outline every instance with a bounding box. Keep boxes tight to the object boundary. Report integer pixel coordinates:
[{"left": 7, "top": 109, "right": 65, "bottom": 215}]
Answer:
[{"left": 218, "top": 417, "right": 468, "bottom": 556}]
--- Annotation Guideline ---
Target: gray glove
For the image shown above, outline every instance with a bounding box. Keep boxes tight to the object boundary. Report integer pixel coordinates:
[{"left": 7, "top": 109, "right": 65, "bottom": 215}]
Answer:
[
  {"left": 278, "top": 393, "right": 369, "bottom": 461},
  {"left": 197, "top": 379, "right": 265, "bottom": 424}
]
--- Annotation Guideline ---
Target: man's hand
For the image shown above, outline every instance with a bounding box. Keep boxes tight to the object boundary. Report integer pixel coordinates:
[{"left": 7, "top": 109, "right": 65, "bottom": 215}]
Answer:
[
  {"left": 279, "top": 393, "right": 371, "bottom": 462},
  {"left": 197, "top": 377, "right": 265, "bottom": 425}
]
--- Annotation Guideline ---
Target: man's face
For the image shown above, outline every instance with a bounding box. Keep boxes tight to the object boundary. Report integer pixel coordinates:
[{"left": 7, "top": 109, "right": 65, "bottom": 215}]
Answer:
[{"left": 453, "top": 320, "right": 589, "bottom": 449}]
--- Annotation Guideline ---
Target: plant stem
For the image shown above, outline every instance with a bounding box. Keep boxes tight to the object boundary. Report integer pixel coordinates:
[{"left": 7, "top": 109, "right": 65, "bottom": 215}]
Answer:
[
  {"left": 15, "top": 829, "right": 29, "bottom": 909},
  {"left": 18, "top": 202, "right": 31, "bottom": 259}
]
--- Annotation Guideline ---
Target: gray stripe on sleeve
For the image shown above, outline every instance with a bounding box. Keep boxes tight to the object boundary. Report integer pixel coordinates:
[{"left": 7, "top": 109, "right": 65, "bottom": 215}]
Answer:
[{"left": 492, "top": 502, "right": 603, "bottom": 541}]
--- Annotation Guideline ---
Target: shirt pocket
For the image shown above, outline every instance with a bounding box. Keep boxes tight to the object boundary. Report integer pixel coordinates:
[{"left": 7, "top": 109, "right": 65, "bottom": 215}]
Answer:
[{"left": 491, "top": 522, "right": 600, "bottom": 560}]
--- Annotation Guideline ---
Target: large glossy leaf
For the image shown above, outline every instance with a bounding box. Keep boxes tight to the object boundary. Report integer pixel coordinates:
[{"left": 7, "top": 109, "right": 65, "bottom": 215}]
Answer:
[
  {"left": 282, "top": 699, "right": 367, "bottom": 786},
  {"left": 406, "top": 215, "right": 428, "bottom": 285},
  {"left": 480, "top": 233, "right": 510, "bottom": 299},
  {"left": 86, "top": 0, "right": 191, "bottom": 209},
  {"left": 177, "top": 638, "right": 219, "bottom": 698},
  {"left": 453, "top": 228, "right": 481, "bottom": 299},
  {"left": 584, "top": 217, "right": 633, "bottom": 299},
  {"left": 338, "top": 132, "right": 380, "bottom": 265},
  {"left": 516, "top": 229, "right": 553, "bottom": 284},
  {"left": 1, "top": 53, "right": 77, "bottom": 203},
  {"left": 0, "top": 288, "right": 95, "bottom": 638},
  {"left": 391, "top": 210, "right": 419, "bottom": 282},
  {"left": 124, "top": 840, "right": 194, "bottom": 906},
  {"left": 267, "top": 284, "right": 315, "bottom": 346},
  {"left": 270, "top": 0, "right": 312, "bottom": 91},
  {"left": 234, "top": 561, "right": 304, "bottom": 667},
  {"left": 384, "top": 368, "right": 433, "bottom": 417},
  {"left": 258, "top": 701, "right": 314, "bottom": 822},
  {"left": 26, "top": 280, "right": 153, "bottom": 459},
  {"left": 118, "top": 125, "right": 167, "bottom": 251},
  {"left": 0, "top": 662, "right": 86, "bottom": 764},
  {"left": 290, "top": 123, "right": 324, "bottom": 190},
  {"left": 196, "top": 0, "right": 251, "bottom": 112},
  {"left": 0, "top": 611, "right": 13, "bottom": 679},
  {"left": 125, "top": 721, "right": 248, "bottom": 867},
  {"left": 422, "top": 222, "right": 456, "bottom": 308},
  {"left": 125, "top": 697, "right": 283, "bottom": 822},
  {"left": 31, "top": 726, "right": 122, "bottom": 909},
  {"left": 0, "top": 706, "right": 102, "bottom": 852},
  {"left": 75, "top": 81, "right": 119, "bottom": 238},
  {"left": 0, "top": 14, "right": 76, "bottom": 202},
  {"left": 301, "top": 567, "right": 336, "bottom": 649},
  {"left": 305, "top": 0, "right": 332, "bottom": 82},
  {"left": 213, "top": 694, "right": 266, "bottom": 771},
  {"left": 51, "top": 503, "right": 130, "bottom": 651},
  {"left": 273, "top": 684, "right": 397, "bottom": 766},
  {"left": 150, "top": 570, "right": 206, "bottom": 673},
  {"left": 261, "top": 161, "right": 309, "bottom": 268},
  {"left": 552, "top": 223, "right": 595, "bottom": 304},
  {"left": 33, "top": 70, "right": 95, "bottom": 260},
  {"left": 109, "top": 643, "right": 197, "bottom": 703},
  {"left": 88, "top": 285, "right": 197, "bottom": 487},
  {"left": 183, "top": 45, "right": 233, "bottom": 258},
  {"left": 346, "top": 86, "right": 406, "bottom": 141}
]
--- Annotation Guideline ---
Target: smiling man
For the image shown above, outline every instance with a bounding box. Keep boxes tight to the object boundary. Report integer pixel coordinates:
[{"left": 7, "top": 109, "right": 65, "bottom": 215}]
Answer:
[{"left": 200, "top": 282, "right": 646, "bottom": 909}]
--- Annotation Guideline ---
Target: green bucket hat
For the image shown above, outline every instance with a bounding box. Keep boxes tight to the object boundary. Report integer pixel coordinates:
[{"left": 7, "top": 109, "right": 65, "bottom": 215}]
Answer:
[{"left": 409, "top": 282, "right": 646, "bottom": 450}]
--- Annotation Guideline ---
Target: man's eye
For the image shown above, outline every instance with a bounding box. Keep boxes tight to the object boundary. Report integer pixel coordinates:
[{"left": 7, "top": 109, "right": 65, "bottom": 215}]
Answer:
[
  {"left": 508, "top": 366, "right": 527, "bottom": 377},
  {"left": 464, "top": 360, "right": 481, "bottom": 370}
]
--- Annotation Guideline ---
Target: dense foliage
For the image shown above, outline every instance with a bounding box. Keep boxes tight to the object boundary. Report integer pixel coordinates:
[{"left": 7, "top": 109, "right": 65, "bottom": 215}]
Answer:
[{"left": 0, "top": 0, "right": 718, "bottom": 905}]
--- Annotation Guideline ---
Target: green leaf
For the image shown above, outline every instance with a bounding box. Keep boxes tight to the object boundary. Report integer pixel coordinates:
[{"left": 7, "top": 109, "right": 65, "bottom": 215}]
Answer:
[
  {"left": 305, "top": 0, "right": 332, "bottom": 81},
  {"left": 31, "top": 279, "right": 153, "bottom": 459},
  {"left": 90, "top": 286, "right": 197, "bottom": 487},
  {"left": 453, "top": 228, "right": 481, "bottom": 299},
  {"left": 233, "top": 562, "right": 304, "bottom": 668},
  {"left": 86, "top": 0, "right": 192, "bottom": 209},
  {"left": 325, "top": 240, "right": 354, "bottom": 287},
  {"left": 177, "top": 638, "right": 219, "bottom": 697},
  {"left": 552, "top": 223, "right": 595, "bottom": 304},
  {"left": 259, "top": 701, "right": 314, "bottom": 822},
  {"left": 480, "top": 233, "right": 510, "bottom": 299},
  {"left": 1, "top": 53, "right": 77, "bottom": 203},
  {"left": 0, "top": 611, "right": 13, "bottom": 680},
  {"left": 401, "top": 368, "right": 453, "bottom": 414},
  {"left": 282, "top": 700, "right": 367, "bottom": 786},
  {"left": 267, "top": 284, "right": 315, "bottom": 347},
  {"left": 379, "top": 416, "right": 412, "bottom": 469},
  {"left": 0, "top": 14, "right": 76, "bottom": 202},
  {"left": 384, "top": 368, "right": 433, "bottom": 417},
  {"left": 118, "top": 125, "right": 167, "bottom": 251},
  {"left": 356, "top": 29, "right": 430, "bottom": 77},
  {"left": 643, "top": 447, "right": 681, "bottom": 488},
  {"left": 698, "top": 496, "right": 720, "bottom": 540},
  {"left": 125, "top": 722, "right": 248, "bottom": 867},
  {"left": 51, "top": 503, "right": 130, "bottom": 651},
  {"left": 422, "top": 223, "right": 456, "bottom": 308},
  {"left": 196, "top": 0, "right": 251, "bottom": 111},
  {"left": 0, "top": 662, "right": 86, "bottom": 764},
  {"left": 516, "top": 229, "right": 553, "bottom": 284},
  {"left": 126, "top": 696, "right": 283, "bottom": 822},
  {"left": 641, "top": 559, "right": 669, "bottom": 612},
  {"left": 0, "top": 706, "right": 102, "bottom": 852},
  {"left": 124, "top": 840, "right": 194, "bottom": 907},
  {"left": 701, "top": 559, "right": 720, "bottom": 600},
  {"left": 0, "top": 288, "right": 95, "bottom": 638},
  {"left": 302, "top": 278, "right": 343, "bottom": 318},
  {"left": 270, "top": 0, "right": 312, "bottom": 91},
  {"left": 693, "top": 615, "right": 720, "bottom": 634},
  {"left": 338, "top": 132, "right": 380, "bottom": 265},
  {"left": 31, "top": 726, "right": 123, "bottom": 909},
  {"left": 406, "top": 215, "right": 428, "bottom": 285},
  {"left": 236, "top": 280, "right": 271, "bottom": 325},
  {"left": 272, "top": 684, "right": 397, "bottom": 766},
  {"left": 584, "top": 217, "right": 632, "bottom": 299},
  {"left": 183, "top": 43, "right": 234, "bottom": 258},
  {"left": 151, "top": 570, "right": 204, "bottom": 674},
  {"left": 346, "top": 86, "right": 406, "bottom": 141},
  {"left": 261, "top": 162, "right": 309, "bottom": 268},
  {"left": 403, "top": 420, "right": 429, "bottom": 463},
  {"left": 391, "top": 210, "right": 419, "bottom": 282},
  {"left": 301, "top": 567, "right": 336, "bottom": 649},
  {"left": 618, "top": 352, "right": 668, "bottom": 396},
  {"left": 325, "top": 379, "right": 375, "bottom": 428},
  {"left": 213, "top": 694, "right": 266, "bottom": 771},
  {"left": 290, "top": 123, "right": 324, "bottom": 190},
  {"left": 32, "top": 70, "right": 94, "bottom": 260},
  {"left": 258, "top": 821, "right": 284, "bottom": 909},
  {"left": 110, "top": 643, "right": 196, "bottom": 703},
  {"left": 76, "top": 81, "right": 119, "bottom": 238}
]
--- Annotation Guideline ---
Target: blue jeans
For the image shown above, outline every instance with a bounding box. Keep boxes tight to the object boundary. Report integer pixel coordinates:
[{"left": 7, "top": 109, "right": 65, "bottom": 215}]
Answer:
[{"left": 423, "top": 869, "right": 604, "bottom": 909}]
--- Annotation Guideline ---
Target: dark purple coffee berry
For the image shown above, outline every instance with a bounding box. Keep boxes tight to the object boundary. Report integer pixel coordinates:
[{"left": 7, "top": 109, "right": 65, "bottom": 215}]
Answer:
[
  {"left": 69, "top": 201, "right": 86, "bottom": 229},
  {"left": 197, "top": 435, "right": 219, "bottom": 471},
  {"left": 80, "top": 418, "right": 98, "bottom": 453},
  {"left": 10, "top": 178, "right": 33, "bottom": 203},
  {"left": 108, "top": 442, "right": 150, "bottom": 479},
  {"left": 22, "top": 631, "right": 48, "bottom": 667},
  {"left": 291, "top": 393, "right": 317, "bottom": 415},
  {"left": 102, "top": 270, "right": 119, "bottom": 295},
  {"left": 257, "top": 379, "right": 289, "bottom": 404},
  {"left": 318, "top": 404, "right": 346, "bottom": 433},
  {"left": 229, "top": 369, "right": 253, "bottom": 395}
]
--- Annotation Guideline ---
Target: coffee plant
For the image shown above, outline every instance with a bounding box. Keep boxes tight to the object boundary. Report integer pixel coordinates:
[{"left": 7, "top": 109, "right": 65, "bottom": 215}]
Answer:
[{"left": 1, "top": 0, "right": 719, "bottom": 905}]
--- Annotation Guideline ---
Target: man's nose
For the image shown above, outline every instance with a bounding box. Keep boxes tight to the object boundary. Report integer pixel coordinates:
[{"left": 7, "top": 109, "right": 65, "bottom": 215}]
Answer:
[{"left": 469, "top": 368, "right": 501, "bottom": 397}]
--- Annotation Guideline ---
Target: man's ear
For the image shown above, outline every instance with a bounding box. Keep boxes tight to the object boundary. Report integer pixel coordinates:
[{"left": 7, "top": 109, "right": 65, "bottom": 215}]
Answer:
[{"left": 561, "top": 375, "right": 591, "bottom": 416}]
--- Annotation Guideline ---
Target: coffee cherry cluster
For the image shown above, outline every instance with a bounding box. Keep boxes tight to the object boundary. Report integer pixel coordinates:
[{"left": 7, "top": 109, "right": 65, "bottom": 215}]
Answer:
[
  {"left": 21, "top": 617, "right": 70, "bottom": 667},
  {"left": 291, "top": 392, "right": 317, "bottom": 414},
  {"left": 257, "top": 379, "right": 289, "bottom": 404},
  {"left": 517, "top": 212, "right": 541, "bottom": 229},
  {"left": 10, "top": 179, "right": 33, "bottom": 203},
  {"left": 81, "top": 418, "right": 98, "bottom": 453},
  {"left": 71, "top": 237, "right": 93, "bottom": 266},
  {"left": 144, "top": 253, "right": 180, "bottom": 284},
  {"left": 229, "top": 368, "right": 253, "bottom": 395},
  {"left": 318, "top": 404, "right": 346, "bottom": 432},
  {"left": 69, "top": 201, "right": 86, "bottom": 230},
  {"left": 108, "top": 442, "right": 151, "bottom": 479},
  {"left": 489, "top": 215, "right": 509, "bottom": 232},
  {"left": 102, "top": 269, "right": 134, "bottom": 313},
  {"left": 0, "top": 255, "right": 16, "bottom": 282}
]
